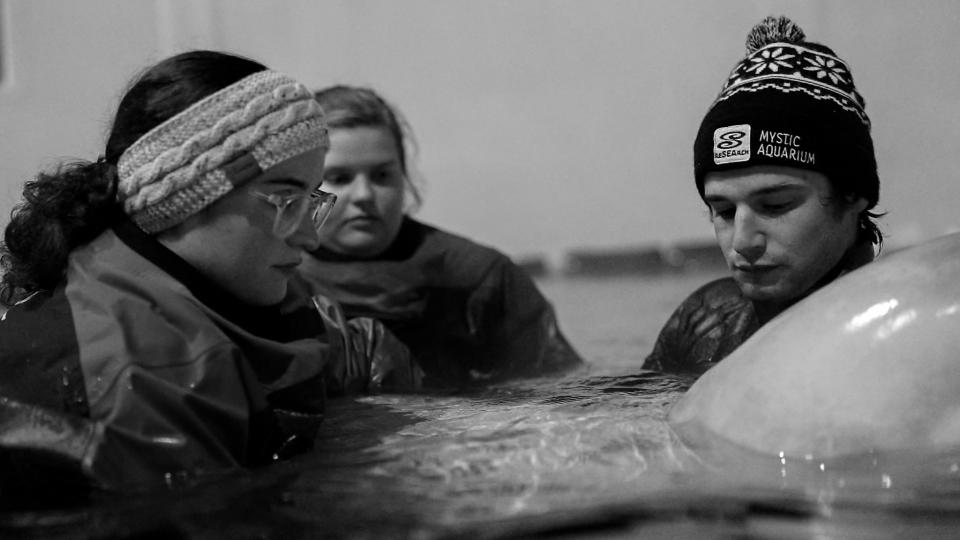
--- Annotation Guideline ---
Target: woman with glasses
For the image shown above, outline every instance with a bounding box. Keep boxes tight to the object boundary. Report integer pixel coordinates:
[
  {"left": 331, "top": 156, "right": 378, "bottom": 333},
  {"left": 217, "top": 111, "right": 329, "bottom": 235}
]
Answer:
[
  {"left": 0, "top": 51, "right": 420, "bottom": 494},
  {"left": 290, "top": 86, "right": 583, "bottom": 387}
]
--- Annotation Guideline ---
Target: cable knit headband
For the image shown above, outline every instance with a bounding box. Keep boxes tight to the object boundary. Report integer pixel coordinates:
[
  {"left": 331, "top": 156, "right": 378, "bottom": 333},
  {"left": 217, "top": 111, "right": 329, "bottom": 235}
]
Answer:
[{"left": 117, "top": 70, "right": 329, "bottom": 234}]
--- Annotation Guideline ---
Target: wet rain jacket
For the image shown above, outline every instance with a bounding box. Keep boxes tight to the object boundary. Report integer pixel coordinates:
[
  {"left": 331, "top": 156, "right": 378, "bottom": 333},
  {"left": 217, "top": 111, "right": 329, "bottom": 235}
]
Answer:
[
  {"left": 0, "top": 218, "right": 418, "bottom": 493},
  {"left": 642, "top": 239, "right": 876, "bottom": 374},
  {"left": 291, "top": 218, "right": 584, "bottom": 386}
]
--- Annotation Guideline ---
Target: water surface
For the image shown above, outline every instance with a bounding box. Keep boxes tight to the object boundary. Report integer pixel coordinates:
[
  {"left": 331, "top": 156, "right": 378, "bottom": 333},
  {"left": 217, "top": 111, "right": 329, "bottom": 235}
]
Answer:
[{"left": 5, "top": 274, "right": 960, "bottom": 539}]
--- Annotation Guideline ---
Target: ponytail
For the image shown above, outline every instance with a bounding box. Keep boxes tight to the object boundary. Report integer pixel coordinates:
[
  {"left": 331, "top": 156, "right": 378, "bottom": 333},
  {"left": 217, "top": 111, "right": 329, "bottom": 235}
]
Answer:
[
  {"left": 2, "top": 50, "right": 268, "bottom": 306},
  {"left": 0, "top": 159, "right": 120, "bottom": 305}
]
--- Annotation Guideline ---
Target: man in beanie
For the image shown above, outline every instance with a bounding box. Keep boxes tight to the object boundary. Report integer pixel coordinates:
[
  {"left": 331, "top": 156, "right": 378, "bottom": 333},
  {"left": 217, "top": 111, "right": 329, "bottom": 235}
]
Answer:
[{"left": 643, "top": 16, "right": 883, "bottom": 374}]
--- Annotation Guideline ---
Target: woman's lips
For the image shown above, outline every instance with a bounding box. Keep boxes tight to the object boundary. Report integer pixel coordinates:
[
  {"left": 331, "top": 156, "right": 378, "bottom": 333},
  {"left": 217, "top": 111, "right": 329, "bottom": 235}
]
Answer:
[
  {"left": 347, "top": 213, "right": 379, "bottom": 221},
  {"left": 344, "top": 215, "right": 381, "bottom": 227}
]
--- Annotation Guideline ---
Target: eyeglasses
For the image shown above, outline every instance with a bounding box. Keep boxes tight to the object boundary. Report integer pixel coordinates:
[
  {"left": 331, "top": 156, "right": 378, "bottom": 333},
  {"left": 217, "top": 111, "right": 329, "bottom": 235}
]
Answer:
[{"left": 248, "top": 189, "right": 337, "bottom": 239}]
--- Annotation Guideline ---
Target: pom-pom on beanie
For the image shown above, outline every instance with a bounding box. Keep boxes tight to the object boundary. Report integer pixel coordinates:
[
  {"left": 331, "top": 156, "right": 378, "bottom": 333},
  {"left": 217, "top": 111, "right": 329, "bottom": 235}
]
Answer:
[{"left": 693, "top": 16, "right": 878, "bottom": 208}]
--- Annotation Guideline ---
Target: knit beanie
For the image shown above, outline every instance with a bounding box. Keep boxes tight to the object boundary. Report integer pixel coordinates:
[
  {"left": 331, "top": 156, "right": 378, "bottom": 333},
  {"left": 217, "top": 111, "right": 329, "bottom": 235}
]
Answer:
[
  {"left": 117, "top": 70, "right": 329, "bottom": 234},
  {"left": 693, "top": 16, "right": 878, "bottom": 208}
]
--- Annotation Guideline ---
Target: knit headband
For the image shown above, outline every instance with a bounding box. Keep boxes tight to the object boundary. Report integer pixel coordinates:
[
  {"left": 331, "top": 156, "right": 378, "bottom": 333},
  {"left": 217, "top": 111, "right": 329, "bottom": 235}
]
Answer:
[
  {"left": 117, "top": 70, "right": 329, "bottom": 234},
  {"left": 693, "top": 16, "right": 878, "bottom": 207}
]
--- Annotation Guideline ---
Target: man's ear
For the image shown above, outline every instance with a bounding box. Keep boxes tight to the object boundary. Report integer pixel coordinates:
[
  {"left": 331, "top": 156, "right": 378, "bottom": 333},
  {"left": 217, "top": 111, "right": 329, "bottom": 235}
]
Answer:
[{"left": 850, "top": 195, "right": 869, "bottom": 214}]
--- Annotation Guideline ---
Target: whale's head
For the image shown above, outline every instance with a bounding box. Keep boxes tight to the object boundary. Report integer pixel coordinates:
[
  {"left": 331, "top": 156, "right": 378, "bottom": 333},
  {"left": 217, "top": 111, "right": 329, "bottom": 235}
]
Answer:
[{"left": 669, "top": 232, "right": 960, "bottom": 460}]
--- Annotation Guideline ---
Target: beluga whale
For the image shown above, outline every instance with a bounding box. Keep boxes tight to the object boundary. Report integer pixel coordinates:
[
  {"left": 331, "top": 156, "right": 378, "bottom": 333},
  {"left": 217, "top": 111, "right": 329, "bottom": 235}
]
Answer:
[{"left": 669, "top": 232, "right": 960, "bottom": 460}]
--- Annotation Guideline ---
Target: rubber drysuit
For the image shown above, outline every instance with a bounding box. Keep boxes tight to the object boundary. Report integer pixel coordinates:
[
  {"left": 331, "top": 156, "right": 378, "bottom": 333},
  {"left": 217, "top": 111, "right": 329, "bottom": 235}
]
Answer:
[
  {"left": 292, "top": 217, "right": 584, "bottom": 387},
  {"left": 0, "top": 218, "right": 420, "bottom": 494}
]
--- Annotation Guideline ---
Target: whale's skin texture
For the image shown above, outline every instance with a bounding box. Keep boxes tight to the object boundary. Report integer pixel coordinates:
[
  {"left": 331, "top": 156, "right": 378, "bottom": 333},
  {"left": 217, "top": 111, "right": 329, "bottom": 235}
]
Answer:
[{"left": 669, "top": 232, "right": 960, "bottom": 459}]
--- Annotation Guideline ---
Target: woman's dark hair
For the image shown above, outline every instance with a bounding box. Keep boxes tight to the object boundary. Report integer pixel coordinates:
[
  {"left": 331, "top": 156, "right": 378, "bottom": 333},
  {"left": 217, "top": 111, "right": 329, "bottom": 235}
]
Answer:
[
  {"left": 313, "top": 85, "right": 423, "bottom": 210},
  {"left": 0, "top": 50, "right": 266, "bottom": 305}
]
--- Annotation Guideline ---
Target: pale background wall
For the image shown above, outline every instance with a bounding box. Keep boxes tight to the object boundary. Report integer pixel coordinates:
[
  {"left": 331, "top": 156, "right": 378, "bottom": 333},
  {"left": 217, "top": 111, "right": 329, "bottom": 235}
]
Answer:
[{"left": 2, "top": 0, "right": 958, "bottom": 267}]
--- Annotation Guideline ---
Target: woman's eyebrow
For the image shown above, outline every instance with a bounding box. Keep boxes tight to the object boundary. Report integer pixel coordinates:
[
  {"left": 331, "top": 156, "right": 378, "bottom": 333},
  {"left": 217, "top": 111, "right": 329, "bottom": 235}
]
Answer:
[
  {"left": 263, "top": 177, "right": 308, "bottom": 189},
  {"left": 340, "top": 158, "right": 401, "bottom": 170}
]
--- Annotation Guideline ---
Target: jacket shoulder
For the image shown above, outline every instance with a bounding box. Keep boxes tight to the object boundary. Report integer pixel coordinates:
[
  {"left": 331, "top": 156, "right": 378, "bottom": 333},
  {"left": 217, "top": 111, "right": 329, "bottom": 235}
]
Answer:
[
  {"left": 0, "top": 287, "right": 89, "bottom": 416},
  {"left": 409, "top": 219, "right": 513, "bottom": 283},
  {"left": 642, "top": 276, "right": 754, "bottom": 373},
  {"left": 683, "top": 276, "right": 746, "bottom": 309}
]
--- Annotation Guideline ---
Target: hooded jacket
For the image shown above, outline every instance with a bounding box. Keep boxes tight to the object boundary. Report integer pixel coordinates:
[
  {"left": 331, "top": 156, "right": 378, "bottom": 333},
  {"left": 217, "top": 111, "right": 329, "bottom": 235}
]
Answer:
[
  {"left": 293, "top": 218, "right": 583, "bottom": 386},
  {"left": 642, "top": 239, "right": 876, "bottom": 374},
  {"left": 0, "top": 218, "right": 415, "bottom": 492}
]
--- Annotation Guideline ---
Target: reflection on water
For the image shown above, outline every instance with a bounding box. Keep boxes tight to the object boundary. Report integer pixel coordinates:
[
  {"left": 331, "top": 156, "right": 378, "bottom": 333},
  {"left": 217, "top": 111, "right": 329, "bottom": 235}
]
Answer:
[
  {"left": 301, "top": 371, "right": 693, "bottom": 527},
  {"left": 4, "top": 275, "right": 960, "bottom": 539}
]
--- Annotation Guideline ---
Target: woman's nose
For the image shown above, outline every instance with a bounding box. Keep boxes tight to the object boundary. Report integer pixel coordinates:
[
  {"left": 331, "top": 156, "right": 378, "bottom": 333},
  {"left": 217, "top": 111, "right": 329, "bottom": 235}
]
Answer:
[
  {"left": 350, "top": 175, "right": 374, "bottom": 201},
  {"left": 288, "top": 213, "right": 322, "bottom": 251}
]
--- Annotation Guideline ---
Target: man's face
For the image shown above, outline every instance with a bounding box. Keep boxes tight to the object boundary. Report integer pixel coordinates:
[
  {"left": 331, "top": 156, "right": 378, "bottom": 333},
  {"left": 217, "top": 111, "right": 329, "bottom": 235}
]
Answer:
[{"left": 703, "top": 165, "right": 867, "bottom": 304}]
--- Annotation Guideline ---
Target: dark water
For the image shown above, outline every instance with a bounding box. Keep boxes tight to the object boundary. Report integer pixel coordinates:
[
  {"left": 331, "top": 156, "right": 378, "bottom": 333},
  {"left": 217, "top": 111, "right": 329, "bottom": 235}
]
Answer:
[{"left": 5, "top": 274, "right": 960, "bottom": 539}]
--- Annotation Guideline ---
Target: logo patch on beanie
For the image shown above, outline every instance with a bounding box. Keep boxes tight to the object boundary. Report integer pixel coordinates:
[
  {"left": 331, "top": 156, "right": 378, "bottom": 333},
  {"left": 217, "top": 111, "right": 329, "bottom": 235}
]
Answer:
[{"left": 713, "top": 125, "right": 751, "bottom": 164}]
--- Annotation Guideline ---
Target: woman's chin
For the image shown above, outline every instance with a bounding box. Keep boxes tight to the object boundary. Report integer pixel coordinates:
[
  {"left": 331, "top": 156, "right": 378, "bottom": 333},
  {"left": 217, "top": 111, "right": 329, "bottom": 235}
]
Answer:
[{"left": 326, "top": 234, "right": 390, "bottom": 258}]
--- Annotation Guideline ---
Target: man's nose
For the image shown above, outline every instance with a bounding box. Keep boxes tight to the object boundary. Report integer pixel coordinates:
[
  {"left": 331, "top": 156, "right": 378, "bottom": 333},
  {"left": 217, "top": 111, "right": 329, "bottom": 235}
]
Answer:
[{"left": 732, "top": 209, "right": 765, "bottom": 262}]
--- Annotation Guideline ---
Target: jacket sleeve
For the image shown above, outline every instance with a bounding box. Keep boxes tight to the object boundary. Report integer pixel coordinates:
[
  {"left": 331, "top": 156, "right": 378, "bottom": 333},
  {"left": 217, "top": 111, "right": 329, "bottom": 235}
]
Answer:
[
  {"left": 81, "top": 342, "right": 287, "bottom": 490},
  {"left": 0, "top": 397, "right": 99, "bottom": 501},
  {"left": 642, "top": 301, "right": 692, "bottom": 373},
  {"left": 310, "top": 294, "right": 423, "bottom": 395},
  {"left": 468, "top": 261, "right": 584, "bottom": 380},
  {"left": 642, "top": 279, "right": 755, "bottom": 374},
  {"left": 0, "top": 325, "right": 333, "bottom": 493}
]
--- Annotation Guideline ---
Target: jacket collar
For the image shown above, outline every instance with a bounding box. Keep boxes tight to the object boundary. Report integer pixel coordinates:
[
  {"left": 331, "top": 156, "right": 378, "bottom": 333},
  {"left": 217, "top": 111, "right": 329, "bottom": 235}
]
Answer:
[
  {"left": 112, "top": 218, "right": 320, "bottom": 341},
  {"left": 306, "top": 216, "right": 423, "bottom": 262}
]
